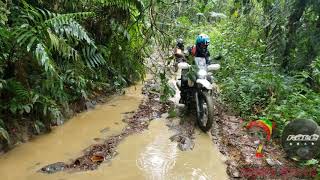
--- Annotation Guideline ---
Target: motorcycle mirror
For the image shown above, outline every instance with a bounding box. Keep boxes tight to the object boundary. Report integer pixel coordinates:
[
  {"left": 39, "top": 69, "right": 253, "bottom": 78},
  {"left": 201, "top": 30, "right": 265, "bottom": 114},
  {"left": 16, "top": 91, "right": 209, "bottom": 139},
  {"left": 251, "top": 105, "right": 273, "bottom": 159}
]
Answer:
[
  {"left": 178, "top": 62, "right": 190, "bottom": 69},
  {"left": 207, "top": 64, "right": 220, "bottom": 71}
]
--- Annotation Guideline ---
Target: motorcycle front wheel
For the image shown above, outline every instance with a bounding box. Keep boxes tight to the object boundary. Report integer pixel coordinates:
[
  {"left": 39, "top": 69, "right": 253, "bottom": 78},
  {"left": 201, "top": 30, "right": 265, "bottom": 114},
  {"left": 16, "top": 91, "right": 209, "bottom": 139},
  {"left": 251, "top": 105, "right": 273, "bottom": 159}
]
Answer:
[{"left": 196, "top": 91, "right": 214, "bottom": 132}]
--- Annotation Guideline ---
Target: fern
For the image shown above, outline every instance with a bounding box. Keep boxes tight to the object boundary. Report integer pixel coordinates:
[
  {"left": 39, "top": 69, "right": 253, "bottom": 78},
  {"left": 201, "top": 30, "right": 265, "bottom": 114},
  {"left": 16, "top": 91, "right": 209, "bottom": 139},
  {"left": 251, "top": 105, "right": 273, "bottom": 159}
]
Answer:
[
  {"left": 5, "top": 80, "right": 31, "bottom": 101},
  {"left": 14, "top": 2, "right": 103, "bottom": 71},
  {"left": 82, "top": 46, "right": 105, "bottom": 68},
  {"left": 47, "top": 29, "right": 80, "bottom": 61},
  {"left": 0, "top": 0, "right": 148, "bottom": 145},
  {"left": 51, "top": 17, "right": 94, "bottom": 46},
  {"left": 4, "top": 80, "right": 31, "bottom": 114},
  {"left": 35, "top": 43, "right": 57, "bottom": 74},
  {"left": 92, "top": 0, "right": 144, "bottom": 12},
  {"left": 0, "top": 0, "right": 8, "bottom": 25}
]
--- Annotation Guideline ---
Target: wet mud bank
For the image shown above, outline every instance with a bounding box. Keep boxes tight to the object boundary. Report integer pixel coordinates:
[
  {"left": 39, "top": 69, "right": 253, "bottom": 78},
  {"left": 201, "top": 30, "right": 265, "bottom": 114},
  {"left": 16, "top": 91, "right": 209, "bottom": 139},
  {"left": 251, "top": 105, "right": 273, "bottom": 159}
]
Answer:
[
  {"left": 211, "top": 105, "right": 317, "bottom": 179},
  {"left": 0, "top": 88, "right": 116, "bottom": 153}
]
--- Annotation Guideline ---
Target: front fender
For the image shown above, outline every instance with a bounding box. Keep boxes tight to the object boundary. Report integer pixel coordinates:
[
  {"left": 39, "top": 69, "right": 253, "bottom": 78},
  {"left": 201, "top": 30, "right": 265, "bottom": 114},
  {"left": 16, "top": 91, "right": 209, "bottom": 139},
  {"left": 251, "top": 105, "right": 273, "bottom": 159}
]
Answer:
[{"left": 196, "top": 79, "right": 212, "bottom": 90}]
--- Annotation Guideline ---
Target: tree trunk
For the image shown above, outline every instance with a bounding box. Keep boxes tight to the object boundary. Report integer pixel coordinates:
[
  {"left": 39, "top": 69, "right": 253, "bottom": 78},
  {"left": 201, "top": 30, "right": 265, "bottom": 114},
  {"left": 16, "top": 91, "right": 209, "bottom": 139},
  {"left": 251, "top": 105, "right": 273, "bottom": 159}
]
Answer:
[{"left": 281, "top": 0, "right": 308, "bottom": 71}]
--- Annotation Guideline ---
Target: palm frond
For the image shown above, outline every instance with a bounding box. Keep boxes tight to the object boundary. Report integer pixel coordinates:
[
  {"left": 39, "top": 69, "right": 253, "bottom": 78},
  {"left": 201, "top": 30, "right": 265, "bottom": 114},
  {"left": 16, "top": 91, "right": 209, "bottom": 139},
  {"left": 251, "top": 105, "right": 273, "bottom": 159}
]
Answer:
[
  {"left": 16, "top": 4, "right": 94, "bottom": 48},
  {"left": 5, "top": 80, "right": 31, "bottom": 100},
  {"left": 15, "top": 3, "right": 99, "bottom": 71},
  {"left": 0, "top": 0, "right": 8, "bottom": 25},
  {"left": 35, "top": 43, "right": 56, "bottom": 74},
  {"left": 93, "top": 0, "right": 144, "bottom": 12},
  {"left": 4, "top": 80, "right": 34, "bottom": 114},
  {"left": 82, "top": 46, "right": 106, "bottom": 68},
  {"left": 47, "top": 29, "right": 80, "bottom": 61},
  {"left": 51, "top": 17, "right": 94, "bottom": 46}
]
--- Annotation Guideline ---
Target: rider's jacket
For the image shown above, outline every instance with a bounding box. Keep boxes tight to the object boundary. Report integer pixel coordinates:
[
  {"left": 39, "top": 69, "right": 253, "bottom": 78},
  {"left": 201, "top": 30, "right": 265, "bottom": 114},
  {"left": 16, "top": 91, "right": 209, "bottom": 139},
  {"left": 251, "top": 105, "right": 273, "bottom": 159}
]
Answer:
[{"left": 188, "top": 45, "right": 211, "bottom": 64}]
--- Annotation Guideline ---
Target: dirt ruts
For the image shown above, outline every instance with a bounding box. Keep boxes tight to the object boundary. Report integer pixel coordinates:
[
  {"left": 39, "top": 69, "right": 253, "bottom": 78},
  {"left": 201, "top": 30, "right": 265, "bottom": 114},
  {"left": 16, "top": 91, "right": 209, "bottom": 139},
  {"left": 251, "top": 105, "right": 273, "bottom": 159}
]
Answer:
[
  {"left": 167, "top": 115, "right": 196, "bottom": 151},
  {"left": 40, "top": 80, "right": 172, "bottom": 173}
]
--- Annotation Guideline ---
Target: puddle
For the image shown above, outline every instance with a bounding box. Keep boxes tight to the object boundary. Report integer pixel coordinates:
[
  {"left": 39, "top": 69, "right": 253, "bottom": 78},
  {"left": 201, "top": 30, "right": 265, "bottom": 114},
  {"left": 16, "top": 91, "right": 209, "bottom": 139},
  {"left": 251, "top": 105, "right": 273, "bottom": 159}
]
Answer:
[
  {"left": 136, "top": 119, "right": 228, "bottom": 180},
  {"left": 0, "top": 84, "right": 143, "bottom": 180},
  {"left": 0, "top": 82, "right": 228, "bottom": 180}
]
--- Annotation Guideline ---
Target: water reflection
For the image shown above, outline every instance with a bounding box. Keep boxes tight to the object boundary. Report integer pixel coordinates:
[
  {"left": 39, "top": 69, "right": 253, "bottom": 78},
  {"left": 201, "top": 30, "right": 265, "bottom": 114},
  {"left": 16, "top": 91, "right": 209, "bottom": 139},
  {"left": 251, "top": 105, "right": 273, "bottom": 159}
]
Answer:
[{"left": 137, "top": 127, "right": 178, "bottom": 180}]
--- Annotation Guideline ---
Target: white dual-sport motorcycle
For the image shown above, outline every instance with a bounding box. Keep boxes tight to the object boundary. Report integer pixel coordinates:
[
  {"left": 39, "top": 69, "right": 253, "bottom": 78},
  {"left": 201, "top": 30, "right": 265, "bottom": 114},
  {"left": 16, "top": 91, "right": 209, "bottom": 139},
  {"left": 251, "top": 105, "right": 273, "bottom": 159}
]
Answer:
[{"left": 176, "top": 57, "right": 220, "bottom": 132}]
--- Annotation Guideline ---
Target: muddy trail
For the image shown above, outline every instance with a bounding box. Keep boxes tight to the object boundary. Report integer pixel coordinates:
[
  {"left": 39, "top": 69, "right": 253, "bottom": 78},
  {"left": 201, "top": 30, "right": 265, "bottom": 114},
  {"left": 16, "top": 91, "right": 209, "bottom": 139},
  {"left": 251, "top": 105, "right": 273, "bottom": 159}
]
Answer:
[
  {"left": 0, "top": 71, "right": 316, "bottom": 179},
  {"left": 0, "top": 79, "right": 229, "bottom": 180}
]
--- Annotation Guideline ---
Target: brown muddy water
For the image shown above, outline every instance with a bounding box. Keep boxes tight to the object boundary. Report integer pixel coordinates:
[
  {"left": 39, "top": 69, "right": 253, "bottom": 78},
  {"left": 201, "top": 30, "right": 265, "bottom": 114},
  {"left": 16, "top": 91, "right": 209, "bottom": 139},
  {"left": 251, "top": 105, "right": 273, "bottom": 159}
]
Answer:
[{"left": 0, "top": 83, "right": 228, "bottom": 180}]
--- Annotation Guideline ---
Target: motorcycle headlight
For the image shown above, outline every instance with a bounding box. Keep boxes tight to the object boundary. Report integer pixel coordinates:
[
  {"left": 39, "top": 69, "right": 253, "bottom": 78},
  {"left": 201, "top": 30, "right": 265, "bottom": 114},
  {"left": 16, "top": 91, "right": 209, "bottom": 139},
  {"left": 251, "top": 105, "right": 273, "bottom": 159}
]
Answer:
[{"left": 197, "top": 69, "right": 207, "bottom": 79}]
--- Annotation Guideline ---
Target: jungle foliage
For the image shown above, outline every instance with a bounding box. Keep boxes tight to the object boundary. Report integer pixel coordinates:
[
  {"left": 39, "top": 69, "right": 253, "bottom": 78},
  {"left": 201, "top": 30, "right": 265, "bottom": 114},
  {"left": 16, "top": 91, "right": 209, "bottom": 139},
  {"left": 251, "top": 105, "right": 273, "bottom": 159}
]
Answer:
[
  {"left": 153, "top": 0, "right": 320, "bottom": 128},
  {"left": 1, "top": 0, "right": 320, "bottom": 170},
  {"left": 0, "top": 0, "right": 152, "bottom": 144},
  {"left": 152, "top": 0, "right": 320, "bottom": 170}
]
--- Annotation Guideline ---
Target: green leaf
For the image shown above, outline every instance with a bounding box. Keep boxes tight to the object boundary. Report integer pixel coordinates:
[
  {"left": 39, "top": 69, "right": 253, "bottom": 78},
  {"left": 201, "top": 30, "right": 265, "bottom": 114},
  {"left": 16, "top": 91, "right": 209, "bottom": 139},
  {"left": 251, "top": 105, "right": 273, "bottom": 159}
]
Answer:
[
  {"left": 0, "top": 127, "right": 10, "bottom": 144},
  {"left": 24, "top": 105, "right": 31, "bottom": 114},
  {"left": 0, "top": 119, "right": 4, "bottom": 127},
  {"left": 27, "top": 36, "right": 38, "bottom": 52},
  {"left": 304, "top": 159, "right": 319, "bottom": 166}
]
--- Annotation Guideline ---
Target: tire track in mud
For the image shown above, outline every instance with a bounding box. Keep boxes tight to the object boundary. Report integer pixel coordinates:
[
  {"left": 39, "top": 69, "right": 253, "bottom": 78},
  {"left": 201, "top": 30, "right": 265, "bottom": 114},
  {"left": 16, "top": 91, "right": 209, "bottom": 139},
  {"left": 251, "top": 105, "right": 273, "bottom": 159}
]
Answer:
[
  {"left": 165, "top": 77, "right": 198, "bottom": 152},
  {"left": 167, "top": 115, "right": 196, "bottom": 152}
]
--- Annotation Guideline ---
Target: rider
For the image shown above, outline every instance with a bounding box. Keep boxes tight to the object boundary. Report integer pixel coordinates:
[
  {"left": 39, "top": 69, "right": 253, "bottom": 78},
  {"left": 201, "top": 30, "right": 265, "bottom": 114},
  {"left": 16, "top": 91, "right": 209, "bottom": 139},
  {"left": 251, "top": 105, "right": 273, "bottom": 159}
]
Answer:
[
  {"left": 179, "top": 34, "right": 212, "bottom": 104},
  {"left": 176, "top": 38, "right": 185, "bottom": 51},
  {"left": 174, "top": 38, "right": 185, "bottom": 62},
  {"left": 188, "top": 34, "right": 211, "bottom": 65},
  {"left": 173, "top": 38, "right": 186, "bottom": 72}
]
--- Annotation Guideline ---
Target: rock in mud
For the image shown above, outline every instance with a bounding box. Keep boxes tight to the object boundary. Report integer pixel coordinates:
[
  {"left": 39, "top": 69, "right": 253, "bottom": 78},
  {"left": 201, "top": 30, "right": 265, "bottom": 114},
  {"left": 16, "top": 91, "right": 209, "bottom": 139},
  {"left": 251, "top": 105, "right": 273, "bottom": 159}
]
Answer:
[
  {"left": 178, "top": 136, "right": 194, "bottom": 151},
  {"left": 93, "top": 138, "right": 104, "bottom": 142},
  {"left": 170, "top": 134, "right": 194, "bottom": 151},
  {"left": 96, "top": 97, "right": 105, "bottom": 103},
  {"left": 85, "top": 101, "right": 95, "bottom": 110},
  {"left": 231, "top": 169, "right": 240, "bottom": 178},
  {"left": 143, "top": 79, "right": 173, "bottom": 97},
  {"left": 91, "top": 100, "right": 97, "bottom": 105},
  {"left": 40, "top": 162, "right": 67, "bottom": 174},
  {"left": 169, "top": 133, "right": 183, "bottom": 142},
  {"left": 266, "top": 158, "right": 282, "bottom": 167},
  {"left": 100, "top": 127, "right": 110, "bottom": 133},
  {"left": 55, "top": 116, "right": 65, "bottom": 126},
  {"left": 122, "top": 111, "right": 135, "bottom": 115}
]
